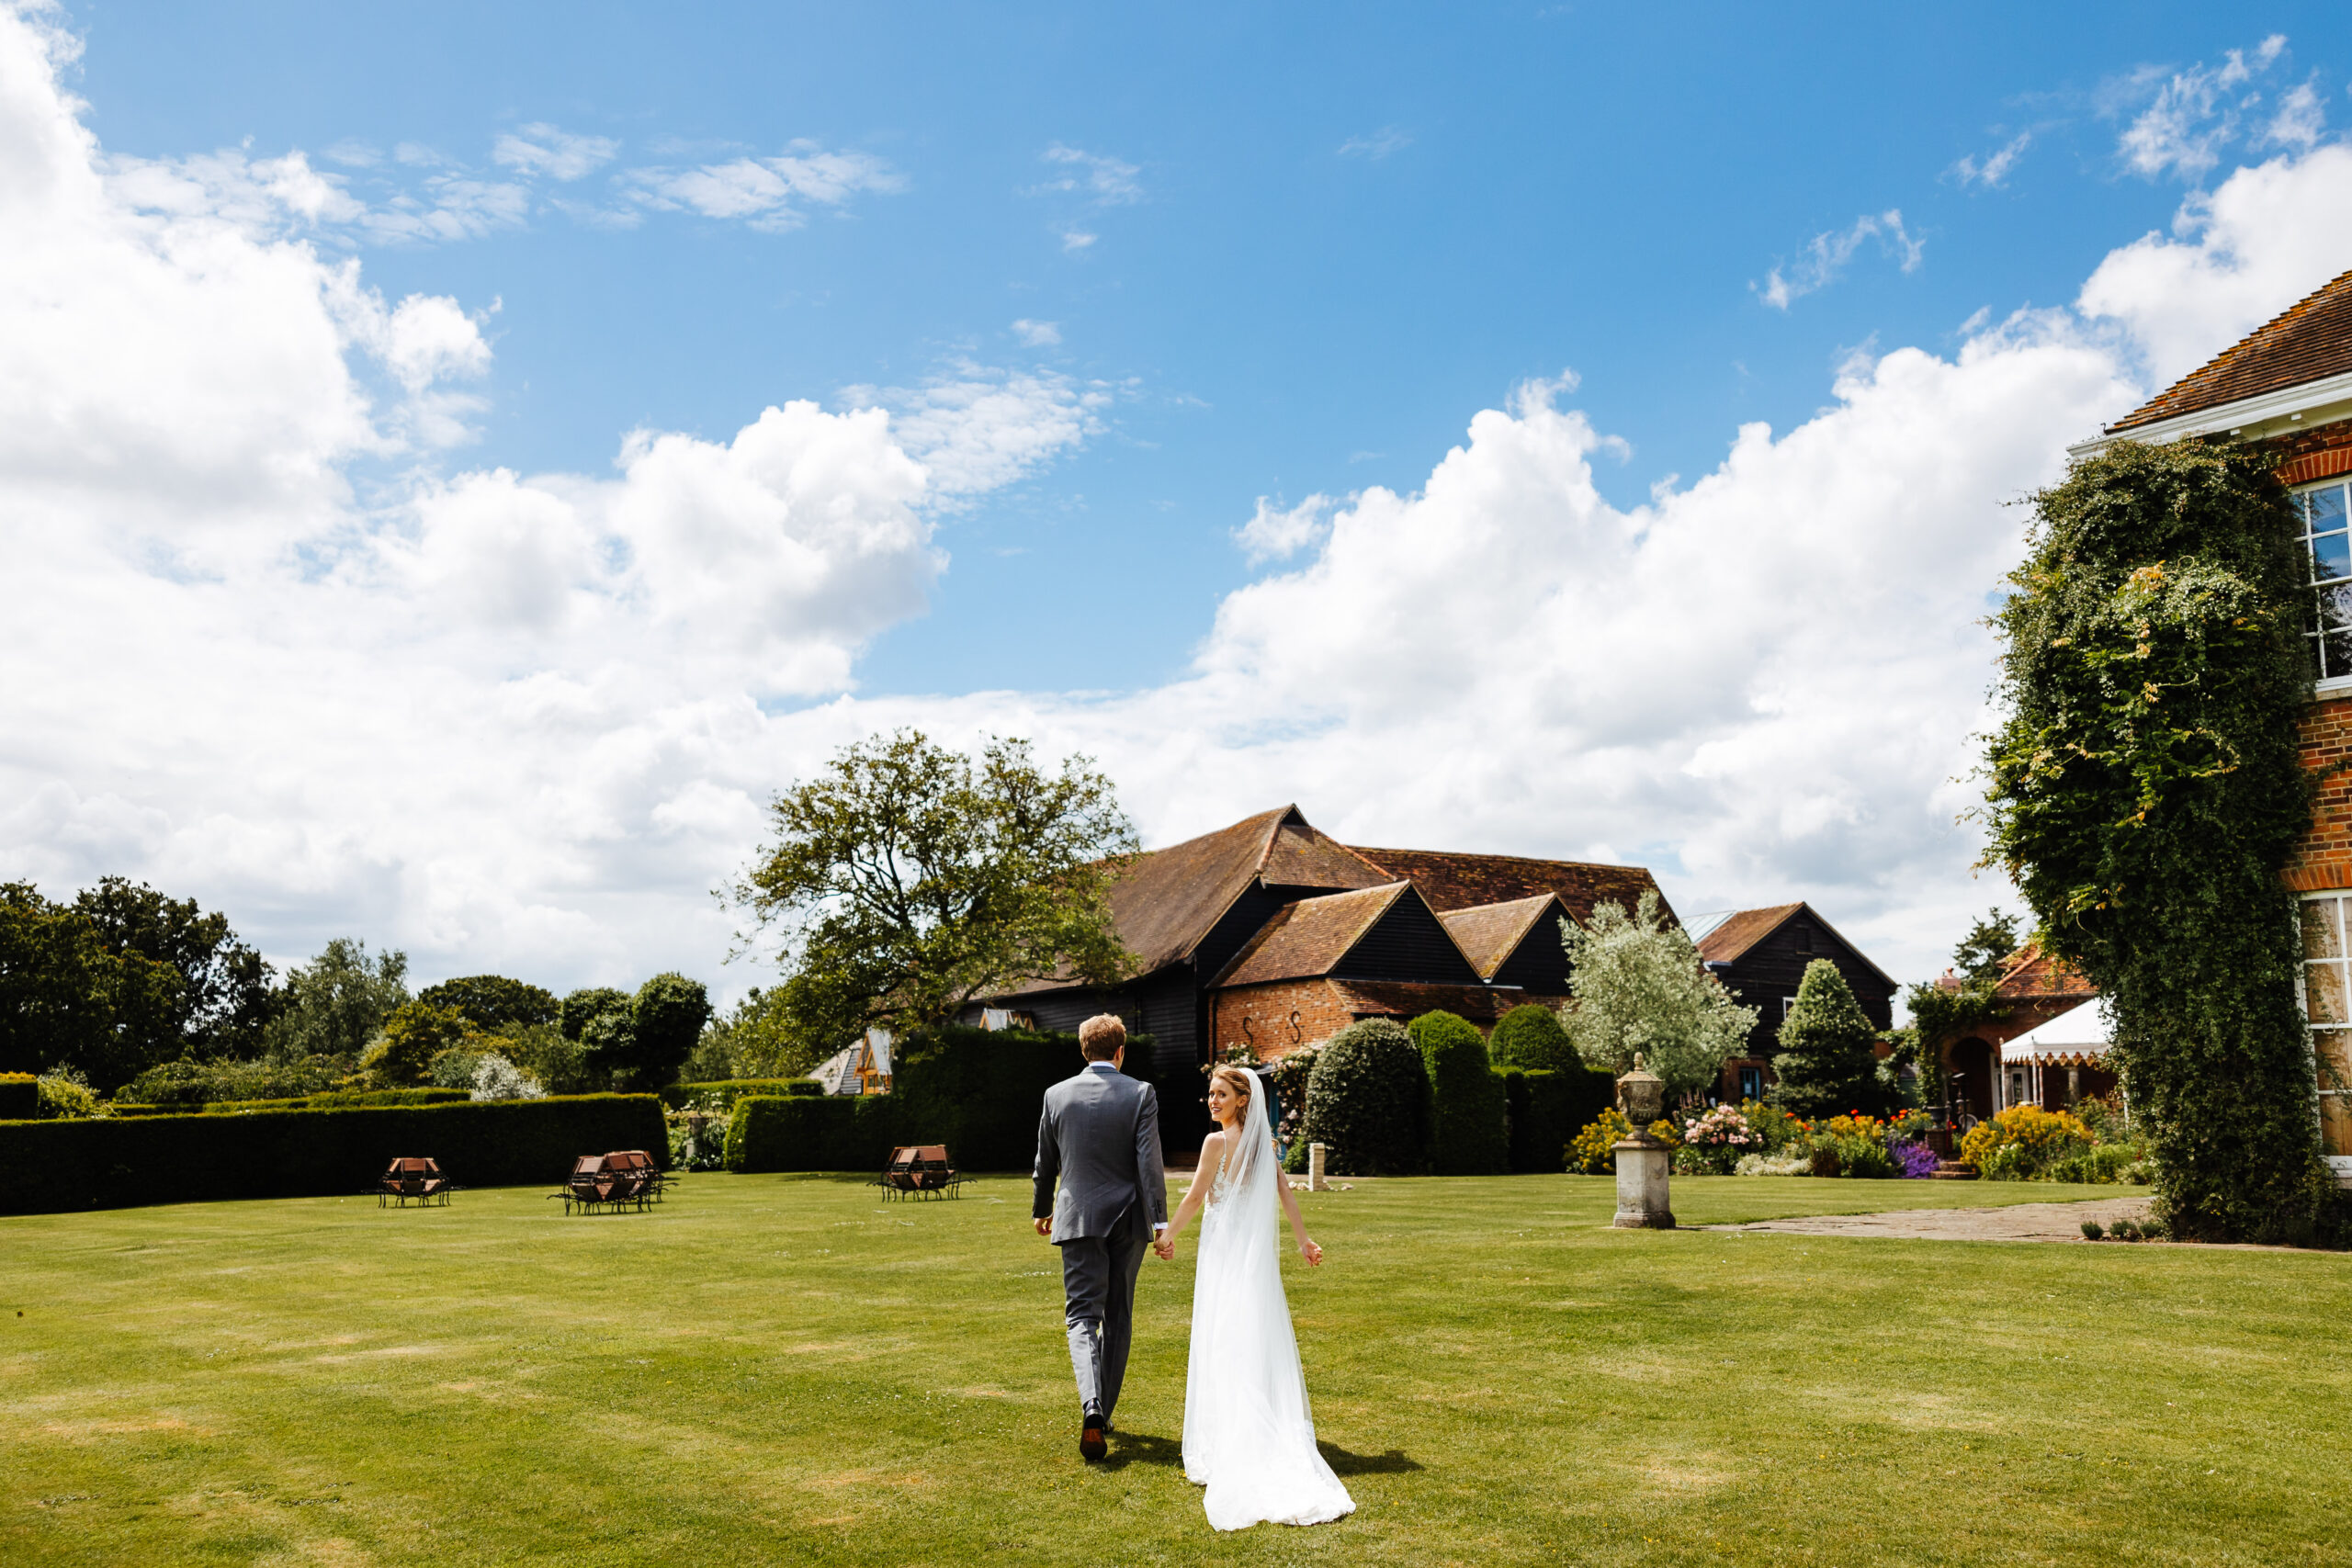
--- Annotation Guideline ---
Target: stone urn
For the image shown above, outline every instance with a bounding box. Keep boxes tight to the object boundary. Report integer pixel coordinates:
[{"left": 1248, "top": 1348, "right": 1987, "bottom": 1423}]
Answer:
[{"left": 1611, "top": 1055, "right": 1675, "bottom": 1230}]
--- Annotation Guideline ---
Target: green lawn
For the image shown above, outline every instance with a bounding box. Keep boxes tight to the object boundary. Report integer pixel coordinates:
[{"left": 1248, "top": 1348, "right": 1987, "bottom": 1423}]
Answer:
[{"left": 2, "top": 1173, "right": 2342, "bottom": 1566}]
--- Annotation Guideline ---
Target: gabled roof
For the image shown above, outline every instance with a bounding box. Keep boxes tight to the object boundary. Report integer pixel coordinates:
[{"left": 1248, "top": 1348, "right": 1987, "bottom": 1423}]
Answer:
[
  {"left": 1439, "top": 893, "right": 1565, "bottom": 981},
  {"left": 1102, "top": 805, "right": 1388, "bottom": 976},
  {"left": 1693, "top": 903, "right": 1804, "bottom": 964},
  {"left": 1212, "top": 882, "right": 1416, "bottom": 987},
  {"left": 1329, "top": 980, "right": 1522, "bottom": 1024},
  {"left": 1695, "top": 901, "right": 1896, "bottom": 989},
  {"left": 2108, "top": 266, "right": 2352, "bottom": 433},
  {"left": 1995, "top": 942, "right": 2098, "bottom": 1001},
  {"left": 1346, "top": 844, "right": 1665, "bottom": 924}
]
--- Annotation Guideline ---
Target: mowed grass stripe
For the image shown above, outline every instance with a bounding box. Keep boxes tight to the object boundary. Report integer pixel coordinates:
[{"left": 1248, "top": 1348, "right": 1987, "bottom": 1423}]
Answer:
[{"left": 1, "top": 1173, "right": 2342, "bottom": 1566}]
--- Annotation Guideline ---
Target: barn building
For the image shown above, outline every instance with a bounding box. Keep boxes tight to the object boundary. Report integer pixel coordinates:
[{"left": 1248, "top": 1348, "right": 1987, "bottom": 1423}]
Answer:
[{"left": 1690, "top": 902, "right": 1897, "bottom": 1103}]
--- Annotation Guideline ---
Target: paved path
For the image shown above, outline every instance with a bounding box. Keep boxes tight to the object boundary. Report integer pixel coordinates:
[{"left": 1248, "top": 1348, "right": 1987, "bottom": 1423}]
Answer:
[{"left": 1702, "top": 1193, "right": 2154, "bottom": 1243}]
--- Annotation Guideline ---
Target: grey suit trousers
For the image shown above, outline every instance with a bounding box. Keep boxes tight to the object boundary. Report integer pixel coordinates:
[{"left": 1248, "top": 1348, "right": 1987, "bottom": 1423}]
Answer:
[{"left": 1060, "top": 1201, "right": 1147, "bottom": 1421}]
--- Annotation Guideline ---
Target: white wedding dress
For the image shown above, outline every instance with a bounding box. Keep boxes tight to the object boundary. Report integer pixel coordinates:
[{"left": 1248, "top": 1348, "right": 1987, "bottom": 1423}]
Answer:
[{"left": 1181, "top": 1085, "right": 1355, "bottom": 1531}]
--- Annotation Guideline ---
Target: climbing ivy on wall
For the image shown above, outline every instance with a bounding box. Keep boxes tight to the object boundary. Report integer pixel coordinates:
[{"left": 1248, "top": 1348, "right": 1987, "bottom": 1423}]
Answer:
[{"left": 1981, "top": 437, "right": 2339, "bottom": 1244}]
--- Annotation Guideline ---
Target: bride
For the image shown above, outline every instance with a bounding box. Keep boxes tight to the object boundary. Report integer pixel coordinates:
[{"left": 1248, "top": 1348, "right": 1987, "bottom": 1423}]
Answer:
[{"left": 1161, "top": 1063, "right": 1355, "bottom": 1531}]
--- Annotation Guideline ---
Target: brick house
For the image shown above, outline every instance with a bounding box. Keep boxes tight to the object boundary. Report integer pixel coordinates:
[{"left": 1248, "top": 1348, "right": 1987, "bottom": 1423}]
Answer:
[
  {"left": 1691, "top": 902, "right": 1896, "bottom": 1103},
  {"left": 1933, "top": 944, "right": 2104, "bottom": 1123},
  {"left": 966, "top": 805, "right": 1668, "bottom": 1140},
  {"left": 2066, "top": 265, "right": 2352, "bottom": 1175}
]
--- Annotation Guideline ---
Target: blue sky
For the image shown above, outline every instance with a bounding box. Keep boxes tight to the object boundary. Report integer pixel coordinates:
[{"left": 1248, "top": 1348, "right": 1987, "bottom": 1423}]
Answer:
[
  {"left": 9, "top": 3, "right": 2352, "bottom": 995},
  {"left": 72, "top": 2, "right": 2349, "bottom": 693}
]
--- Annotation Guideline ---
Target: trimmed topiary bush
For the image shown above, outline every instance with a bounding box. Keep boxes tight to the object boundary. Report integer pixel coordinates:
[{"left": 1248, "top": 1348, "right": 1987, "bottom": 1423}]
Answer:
[
  {"left": 0, "top": 1072, "right": 37, "bottom": 1121},
  {"left": 1770, "top": 960, "right": 1894, "bottom": 1120},
  {"left": 1488, "top": 1005, "right": 1577, "bottom": 1074},
  {"left": 1301, "top": 1019, "right": 1429, "bottom": 1176},
  {"left": 1409, "top": 1010, "right": 1506, "bottom": 1175}
]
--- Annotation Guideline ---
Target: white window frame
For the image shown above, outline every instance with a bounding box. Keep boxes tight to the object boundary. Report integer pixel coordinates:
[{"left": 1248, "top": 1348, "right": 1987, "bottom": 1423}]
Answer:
[
  {"left": 2293, "top": 476, "right": 2352, "bottom": 694},
  {"left": 2294, "top": 892, "right": 2352, "bottom": 1178}
]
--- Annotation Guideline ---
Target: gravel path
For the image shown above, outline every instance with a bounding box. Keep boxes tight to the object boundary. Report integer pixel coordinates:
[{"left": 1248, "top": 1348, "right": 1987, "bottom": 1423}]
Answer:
[{"left": 1702, "top": 1193, "right": 2154, "bottom": 1242}]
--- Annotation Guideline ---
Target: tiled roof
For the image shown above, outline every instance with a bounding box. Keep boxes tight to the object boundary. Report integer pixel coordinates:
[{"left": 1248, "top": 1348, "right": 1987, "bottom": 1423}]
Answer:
[
  {"left": 2108, "top": 266, "right": 2352, "bottom": 433},
  {"left": 1694, "top": 903, "right": 1804, "bottom": 964},
  {"left": 1213, "top": 883, "right": 1411, "bottom": 987},
  {"left": 1096, "top": 805, "right": 1385, "bottom": 978},
  {"left": 1996, "top": 942, "right": 2098, "bottom": 1000},
  {"left": 1439, "top": 894, "right": 1561, "bottom": 980},
  {"left": 1347, "top": 845, "right": 1667, "bottom": 924},
  {"left": 1327, "top": 980, "right": 1542, "bottom": 1024}
]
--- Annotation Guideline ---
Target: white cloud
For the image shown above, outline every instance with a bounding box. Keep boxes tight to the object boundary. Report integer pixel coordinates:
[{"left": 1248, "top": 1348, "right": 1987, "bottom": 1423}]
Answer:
[
  {"left": 492, "top": 122, "right": 619, "bottom": 182},
  {"left": 16, "top": 1, "right": 2352, "bottom": 1000},
  {"left": 1339, "top": 127, "right": 1412, "bottom": 160},
  {"left": 2263, "top": 80, "right": 2327, "bottom": 152},
  {"left": 1011, "top": 318, "right": 1061, "bottom": 346},
  {"left": 1951, "top": 131, "right": 2031, "bottom": 188},
  {"left": 2111, "top": 34, "right": 2290, "bottom": 181},
  {"left": 1059, "top": 229, "right": 1097, "bottom": 253},
  {"left": 621, "top": 143, "right": 903, "bottom": 231},
  {"left": 1037, "top": 143, "right": 1141, "bottom": 204},
  {"left": 842, "top": 362, "right": 1112, "bottom": 498},
  {"left": 1234, "top": 494, "right": 1332, "bottom": 562},
  {"left": 1756, "top": 209, "right": 1923, "bottom": 310}
]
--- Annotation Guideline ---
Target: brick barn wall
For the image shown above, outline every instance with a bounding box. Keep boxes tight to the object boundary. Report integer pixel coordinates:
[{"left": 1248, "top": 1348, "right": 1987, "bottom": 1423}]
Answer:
[
  {"left": 2285, "top": 694, "right": 2352, "bottom": 893},
  {"left": 1210, "top": 980, "right": 1361, "bottom": 1065}
]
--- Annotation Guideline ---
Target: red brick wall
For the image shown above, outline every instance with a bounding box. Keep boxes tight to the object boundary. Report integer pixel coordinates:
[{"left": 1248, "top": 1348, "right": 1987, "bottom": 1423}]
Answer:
[
  {"left": 2285, "top": 694, "right": 2352, "bottom": 893},
  {"left": 2268, "top": 414, "right": 2352, "bottom": 486},
  {"left": 1210, "top": 980, "right": 1363, "bottom": 1065}
]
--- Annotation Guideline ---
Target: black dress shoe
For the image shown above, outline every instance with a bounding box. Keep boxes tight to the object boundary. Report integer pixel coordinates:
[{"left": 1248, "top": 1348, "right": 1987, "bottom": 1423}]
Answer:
[{"left": 1080, "top": 1410, "right": 1107, "bottom": 1461}]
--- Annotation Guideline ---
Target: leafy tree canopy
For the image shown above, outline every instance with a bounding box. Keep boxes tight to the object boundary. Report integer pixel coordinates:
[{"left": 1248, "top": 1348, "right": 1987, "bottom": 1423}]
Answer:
[
  {"left": 1487, "top": 1003, "right": 1577, "bottom": 1074},
  {"left": 263, "top": 940, "right": 410, "bottom": 1063},
  {"left": 1562, "top": 890, "right": 1757, "bottom": 1102},
  {"left": 418, "top": 975, "right": 559, "bottom": 1032},
  {"left": 0, "top": 881, "right": 185, "bottom": 1092},
  {"left": 1950, "top": 908, "right": 2023, "bottom": 987},
  {"left": 72, "top": 877, "right": 277, "bottom": 1058},
  {"left": 731, "top": 729, "right": 1138, "bottom": 1053}
]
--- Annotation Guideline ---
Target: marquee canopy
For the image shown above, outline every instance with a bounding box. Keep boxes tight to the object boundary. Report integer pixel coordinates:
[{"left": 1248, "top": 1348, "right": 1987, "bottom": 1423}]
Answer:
[{"left": 1999, "top": 997, "right": 2114, "bottom": 1067}]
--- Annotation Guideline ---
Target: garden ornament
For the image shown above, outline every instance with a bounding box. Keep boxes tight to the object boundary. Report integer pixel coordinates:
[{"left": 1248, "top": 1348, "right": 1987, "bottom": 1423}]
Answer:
[{"left": 1611, "top": 1054, "right": 1675, "bottom": 1230}]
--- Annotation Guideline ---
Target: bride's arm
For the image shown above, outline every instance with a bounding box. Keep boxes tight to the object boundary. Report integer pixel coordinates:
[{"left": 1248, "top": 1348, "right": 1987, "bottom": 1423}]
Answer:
[
  {"left": 1274, "top": 1162, "right": 1324, "bottom": 1266},
  {"left": 1163, "top": 1131, "right": 1224, "bottom": 1245}
]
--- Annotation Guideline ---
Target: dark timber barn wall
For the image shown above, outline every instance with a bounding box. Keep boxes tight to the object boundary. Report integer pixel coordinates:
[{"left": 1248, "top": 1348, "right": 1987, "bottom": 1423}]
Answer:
[
  {"left": 1709, "top": 910, "right": 1895, "bottom": 1058},
  {"left": 1332, "top": 895, "right": 1482, "bottom": 985}
]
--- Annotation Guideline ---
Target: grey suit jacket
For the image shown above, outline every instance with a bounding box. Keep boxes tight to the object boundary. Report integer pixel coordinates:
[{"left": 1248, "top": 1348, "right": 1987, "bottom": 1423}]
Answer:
[{"left": 1033, "top": 1064, "right": 1170, "bottom": 1244}]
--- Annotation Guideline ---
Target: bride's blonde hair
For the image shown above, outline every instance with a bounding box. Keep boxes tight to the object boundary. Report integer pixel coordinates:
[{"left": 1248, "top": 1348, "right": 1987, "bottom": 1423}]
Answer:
[{"left": 1208, "top": 1063, "right": 1255, "bottom": 1120}]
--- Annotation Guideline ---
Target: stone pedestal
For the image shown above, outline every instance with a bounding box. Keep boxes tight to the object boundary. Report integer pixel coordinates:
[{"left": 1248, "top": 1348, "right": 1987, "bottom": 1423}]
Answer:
[
  {"left": 1611, "top": 1135, "right": 1675, "bottom": 1229},
  {"left": 1308, "top": 1143, "right": 1329, "bottom": 1192}
]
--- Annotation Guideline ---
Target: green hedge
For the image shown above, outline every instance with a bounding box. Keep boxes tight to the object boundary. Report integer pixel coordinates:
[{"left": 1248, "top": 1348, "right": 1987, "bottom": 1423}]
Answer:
[
  {"left": 1411, "top": 1011, "right": 1507, "bottom": 1175},
  {"left": 660, "top": 1077, "right": 821, "bottom": 1110},
  {"left": 196, "top": 1088, "right": 473, "bottom": 1114},
  {"left": 0, "top": 1074, "right": 36, "bottom": 1121},
  {"left": 0, "top": 1094, "right": 666, "bottom": 1215},
  {"left": 724, "top": 1025, "right": 1118, "bottom": 1174},
  {"left": 1503, "top": 1066, "right": 1614, "bottom": 1174},
  {"left": 1301, "top": 1020, "right": 1430, "bottom": 1177}
]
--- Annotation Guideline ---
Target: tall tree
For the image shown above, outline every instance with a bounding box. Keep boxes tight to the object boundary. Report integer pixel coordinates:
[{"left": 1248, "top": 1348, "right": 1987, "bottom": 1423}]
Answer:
[
  {"left": 72, "top": 877, "right": 277, "bottom": 1058},
  {"left": 1771, "top": 959, "right": 1894, "bottom": 1119},
  {"left": 0, "top": 882, "right": 184, "bottom": 1091},
  {"left": 418, "top": 975, "right": 560, "bottom": 1032},
  {"left": 264, "top": 940, "right": 410, "bottom": 1062},
  {"left": 1982, "top": 439, "right": 2327, "bottom": 1243},
  {"left": 1561, "top": 890, "right": 1758, "bottom": 1102},
  {"left": 731, "top": 729, "right": 1138, "bottom": 1053}
]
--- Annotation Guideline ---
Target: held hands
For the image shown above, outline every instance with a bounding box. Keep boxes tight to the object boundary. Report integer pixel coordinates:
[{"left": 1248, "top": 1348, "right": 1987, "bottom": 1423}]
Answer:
[
  {"left": 1298, "top": 1237, "right": 1324, "bottom": 1267},
  {"left": 1153, "top": 1232, "right": 1175, "bottom": 1261}
]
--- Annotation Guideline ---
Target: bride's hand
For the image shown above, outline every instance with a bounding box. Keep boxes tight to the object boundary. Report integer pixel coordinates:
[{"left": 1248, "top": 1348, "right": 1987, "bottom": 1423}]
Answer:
[{"left": 1298, "top": 1238, "right": 1323, "bottom": 1267}]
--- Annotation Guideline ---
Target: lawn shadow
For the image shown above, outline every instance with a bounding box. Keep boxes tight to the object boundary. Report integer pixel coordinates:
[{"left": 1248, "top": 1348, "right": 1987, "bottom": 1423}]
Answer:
[
  {"left": 1102, "top": 1431, "right": 1182, "bottom": 1471},
  {"left": 1319, "top": 1441, "right": 1421, "bottom": 1475}
]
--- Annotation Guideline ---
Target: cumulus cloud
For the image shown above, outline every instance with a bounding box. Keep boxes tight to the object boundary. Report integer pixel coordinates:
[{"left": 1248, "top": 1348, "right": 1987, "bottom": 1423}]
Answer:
[
  {"left": 1757, "top": 209, "right": 1924, "bottom": 310},
  {"left": 492, "top": 122, "right": 619, "bottom": 181},
  {"left": 1234, "top": 494, "right": 1333, "bottom": 562},
  {"left": 1951, "top": 131, "right": 2031, "bottom": 188},
  {"left": 16, "top": 2, "right": 2352, "bottom": 998},
  {"left": 2110, "top": 34, "right": 2290, "bottom": 181}
]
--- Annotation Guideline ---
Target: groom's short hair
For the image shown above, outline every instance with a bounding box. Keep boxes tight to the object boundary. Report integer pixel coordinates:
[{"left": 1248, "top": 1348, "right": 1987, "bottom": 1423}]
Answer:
[{"left": 1079, "top": 1014, "right": 1126, "bottom": 1061}]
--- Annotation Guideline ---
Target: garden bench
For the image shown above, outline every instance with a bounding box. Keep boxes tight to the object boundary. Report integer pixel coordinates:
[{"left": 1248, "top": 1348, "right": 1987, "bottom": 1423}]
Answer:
[
  {"left": 876, "top": 1145, "right": 963, "bottom": 1201},
  {"left": 376, "top": 1156, "right": 454, "bottom": 1208}
]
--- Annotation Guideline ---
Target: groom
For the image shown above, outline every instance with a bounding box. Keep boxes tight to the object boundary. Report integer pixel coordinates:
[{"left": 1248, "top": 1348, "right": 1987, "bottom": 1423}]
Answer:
[{"left": 1033, "top": 1013, "right": 1170, "bottom": 1461}]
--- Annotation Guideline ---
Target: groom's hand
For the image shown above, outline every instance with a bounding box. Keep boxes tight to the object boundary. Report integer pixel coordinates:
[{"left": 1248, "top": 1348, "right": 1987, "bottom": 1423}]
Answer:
[
  {"left": 1033, "top": 1217, "right": 1052, "bottom": 1237},
  {"left": 1152, "top": 1234, "right": 1175, "bottom": 1260}
]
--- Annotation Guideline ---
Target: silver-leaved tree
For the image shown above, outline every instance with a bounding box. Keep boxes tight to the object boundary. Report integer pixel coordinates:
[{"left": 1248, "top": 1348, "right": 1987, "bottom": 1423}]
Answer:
[{"left": 1560, "top": 890, "right": 1757, "bottom": 1103}]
